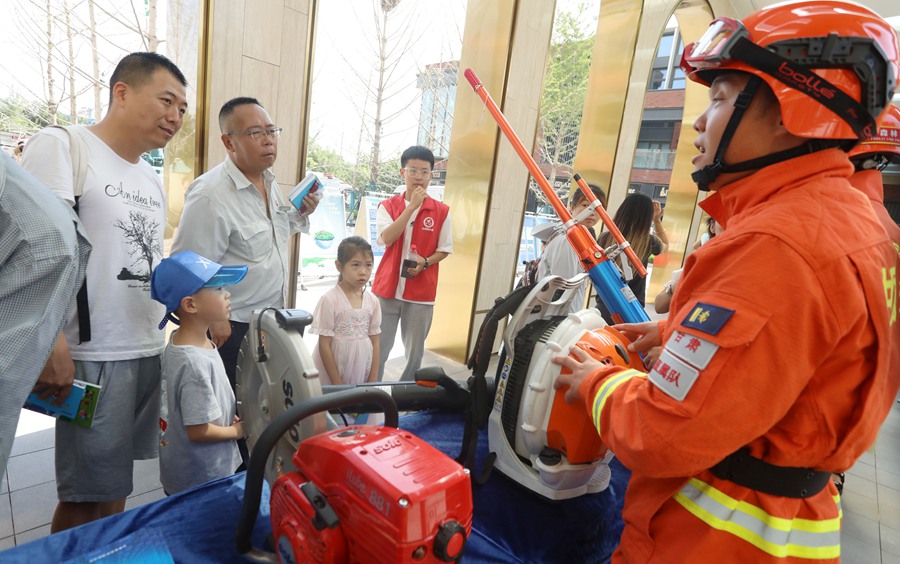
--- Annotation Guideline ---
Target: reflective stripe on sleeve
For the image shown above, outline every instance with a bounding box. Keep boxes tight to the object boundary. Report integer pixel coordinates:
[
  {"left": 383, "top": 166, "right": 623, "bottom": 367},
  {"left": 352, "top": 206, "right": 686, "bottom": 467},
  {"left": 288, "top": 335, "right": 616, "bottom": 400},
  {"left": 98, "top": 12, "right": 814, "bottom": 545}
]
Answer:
[
  {"left": 674, "top": 477, "right": 842, "bottom": 559},
  {"left": 590, "top": 369, "right": 643, "bottom": 435}
]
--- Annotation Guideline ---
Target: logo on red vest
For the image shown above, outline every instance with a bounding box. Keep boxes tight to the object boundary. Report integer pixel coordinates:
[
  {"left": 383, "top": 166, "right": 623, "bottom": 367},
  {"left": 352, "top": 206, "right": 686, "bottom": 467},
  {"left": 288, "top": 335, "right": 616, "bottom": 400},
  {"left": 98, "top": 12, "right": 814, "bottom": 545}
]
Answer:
[{"left": 423, "top": 216, "right": 435, "bottom": 231}]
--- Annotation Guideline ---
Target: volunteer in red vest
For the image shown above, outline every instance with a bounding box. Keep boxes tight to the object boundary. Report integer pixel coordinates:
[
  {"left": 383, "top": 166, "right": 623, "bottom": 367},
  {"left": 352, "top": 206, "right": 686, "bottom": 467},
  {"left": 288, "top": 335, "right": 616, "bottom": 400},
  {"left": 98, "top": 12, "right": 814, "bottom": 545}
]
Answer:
[
  {"left": 552, "top": 2, "right": 900, "bottom": 561},
  {"left": 372, "top": 145, "right": 452, "bottom": 381}
]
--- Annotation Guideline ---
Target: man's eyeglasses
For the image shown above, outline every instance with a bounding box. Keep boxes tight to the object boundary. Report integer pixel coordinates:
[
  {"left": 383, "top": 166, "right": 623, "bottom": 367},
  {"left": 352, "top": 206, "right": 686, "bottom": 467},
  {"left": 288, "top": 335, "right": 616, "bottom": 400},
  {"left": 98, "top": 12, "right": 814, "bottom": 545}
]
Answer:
[
  {"left": 227, "top": 127, "right": 283, "bottom": 141},
  {"left": 404, "top": 167, "right": 432, "bottom": 178}
]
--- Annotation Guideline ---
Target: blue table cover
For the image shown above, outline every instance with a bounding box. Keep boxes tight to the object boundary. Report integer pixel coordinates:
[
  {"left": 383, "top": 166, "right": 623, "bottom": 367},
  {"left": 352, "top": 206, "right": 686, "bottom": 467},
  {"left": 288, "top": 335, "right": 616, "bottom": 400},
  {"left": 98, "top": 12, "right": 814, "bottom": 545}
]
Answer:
[{"left": 1, "top": 410, "right": 629, "bottom": 563}]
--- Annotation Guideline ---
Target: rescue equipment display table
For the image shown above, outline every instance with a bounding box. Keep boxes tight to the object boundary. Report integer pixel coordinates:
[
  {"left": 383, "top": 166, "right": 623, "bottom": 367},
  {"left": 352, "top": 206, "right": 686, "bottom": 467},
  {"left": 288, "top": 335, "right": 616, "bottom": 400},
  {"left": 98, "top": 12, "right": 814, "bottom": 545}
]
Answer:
[{"left": 1, "top": 410, "right": 629, "bottom": 563}]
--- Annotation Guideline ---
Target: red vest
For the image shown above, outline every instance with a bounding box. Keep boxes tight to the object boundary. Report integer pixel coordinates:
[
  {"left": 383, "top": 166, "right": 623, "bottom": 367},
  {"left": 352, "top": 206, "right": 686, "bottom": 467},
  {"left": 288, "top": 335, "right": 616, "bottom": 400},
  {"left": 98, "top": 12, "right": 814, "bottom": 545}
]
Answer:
[{"left": 372, "top": 194, "right": 449, "bottom": 302}]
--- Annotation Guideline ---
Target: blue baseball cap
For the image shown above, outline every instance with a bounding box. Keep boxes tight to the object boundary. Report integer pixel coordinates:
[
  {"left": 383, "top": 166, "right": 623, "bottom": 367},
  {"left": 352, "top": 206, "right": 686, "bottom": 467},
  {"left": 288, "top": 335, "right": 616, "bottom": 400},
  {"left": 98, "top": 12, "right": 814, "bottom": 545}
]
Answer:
[{"left": 151, "top": 251, "right": 248, "bottom": 329}]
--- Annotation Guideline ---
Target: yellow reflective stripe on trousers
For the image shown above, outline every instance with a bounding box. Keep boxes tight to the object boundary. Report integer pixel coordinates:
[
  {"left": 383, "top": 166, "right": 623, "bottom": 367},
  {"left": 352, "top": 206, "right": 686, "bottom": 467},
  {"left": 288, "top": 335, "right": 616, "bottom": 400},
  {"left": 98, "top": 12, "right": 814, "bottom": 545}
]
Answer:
[
  {"left": 674, "top": 477, "right": 842, "bottom": 559},
  {"left": 590, "top": 369, "right": 642, "bottom": 434}
]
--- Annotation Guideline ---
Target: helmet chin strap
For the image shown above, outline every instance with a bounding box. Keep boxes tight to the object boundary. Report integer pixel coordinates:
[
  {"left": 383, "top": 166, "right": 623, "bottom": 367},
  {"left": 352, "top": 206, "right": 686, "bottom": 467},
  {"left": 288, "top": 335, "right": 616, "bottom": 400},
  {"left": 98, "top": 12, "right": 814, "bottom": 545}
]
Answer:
[
  {"left": 692, "top": 76, "right": 761, "bottom": 191},
  {"left": 692, "top": 75, "right": 842, "bottom": 191}
]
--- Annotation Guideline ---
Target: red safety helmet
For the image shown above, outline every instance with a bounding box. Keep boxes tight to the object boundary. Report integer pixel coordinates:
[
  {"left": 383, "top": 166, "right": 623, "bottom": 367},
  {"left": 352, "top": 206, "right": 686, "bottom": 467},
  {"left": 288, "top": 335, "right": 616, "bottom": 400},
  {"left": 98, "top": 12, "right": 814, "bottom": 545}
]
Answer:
[
  {"left": 848, "top": 104, "right": 900, "bottom": 169},
  {"left": 681, "top": 0, "right": 899, "bottom": 141}
]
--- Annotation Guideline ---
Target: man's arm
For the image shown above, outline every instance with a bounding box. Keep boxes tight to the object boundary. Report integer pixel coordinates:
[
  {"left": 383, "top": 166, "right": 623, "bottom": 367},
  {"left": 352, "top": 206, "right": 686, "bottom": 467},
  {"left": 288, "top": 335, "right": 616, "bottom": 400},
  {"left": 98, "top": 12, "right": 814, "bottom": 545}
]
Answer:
[
  {"left": 171, "top": 191, "right": 231, "bottom": 261},
  {"left": 32, "top": 333, "right": 75, "bottom": 403}
]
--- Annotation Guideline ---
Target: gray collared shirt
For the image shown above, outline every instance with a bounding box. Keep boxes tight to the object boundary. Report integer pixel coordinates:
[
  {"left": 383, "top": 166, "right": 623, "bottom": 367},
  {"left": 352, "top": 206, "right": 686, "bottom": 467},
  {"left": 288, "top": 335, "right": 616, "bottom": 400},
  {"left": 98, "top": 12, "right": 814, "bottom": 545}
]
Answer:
[
  {"left": 0, "top": 152, "right": 91, "bottom": 474},
  {"left": 171, "top": 158, "right": 308, "bottom": 322}
]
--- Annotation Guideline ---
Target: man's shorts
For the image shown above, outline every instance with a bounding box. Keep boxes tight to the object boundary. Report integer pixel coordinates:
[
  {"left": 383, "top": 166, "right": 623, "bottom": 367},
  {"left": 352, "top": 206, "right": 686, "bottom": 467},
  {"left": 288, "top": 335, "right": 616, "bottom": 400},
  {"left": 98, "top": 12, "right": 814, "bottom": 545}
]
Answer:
[{"left": 56, "top": 356, "right": 161, "bottom": 502}]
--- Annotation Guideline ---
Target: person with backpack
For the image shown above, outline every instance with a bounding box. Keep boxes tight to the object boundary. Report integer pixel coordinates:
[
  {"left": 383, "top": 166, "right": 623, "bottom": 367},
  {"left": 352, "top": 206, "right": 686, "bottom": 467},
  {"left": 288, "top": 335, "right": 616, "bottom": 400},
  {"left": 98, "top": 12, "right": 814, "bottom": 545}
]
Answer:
[{"left": 21, "top": 52, "right": 188, "bottom": 532}]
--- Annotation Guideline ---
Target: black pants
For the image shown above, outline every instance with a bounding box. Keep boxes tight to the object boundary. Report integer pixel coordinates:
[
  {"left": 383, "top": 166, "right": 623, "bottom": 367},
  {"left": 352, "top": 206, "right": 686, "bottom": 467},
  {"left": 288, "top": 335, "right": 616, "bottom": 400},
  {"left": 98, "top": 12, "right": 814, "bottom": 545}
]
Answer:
[
  {"left": 216, "top": 320, "right": 250, "bottom": 465},
  {"left": 217, "top": 320, "right": 250, "bottom": 392}
]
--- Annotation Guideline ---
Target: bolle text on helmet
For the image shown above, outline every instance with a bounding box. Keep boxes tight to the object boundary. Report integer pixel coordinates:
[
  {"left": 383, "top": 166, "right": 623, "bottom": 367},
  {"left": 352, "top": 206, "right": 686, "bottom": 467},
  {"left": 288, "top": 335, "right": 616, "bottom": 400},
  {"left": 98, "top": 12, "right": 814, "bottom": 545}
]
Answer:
[{"left": 776, "top": 62, "right": 836, "bottom": 100}]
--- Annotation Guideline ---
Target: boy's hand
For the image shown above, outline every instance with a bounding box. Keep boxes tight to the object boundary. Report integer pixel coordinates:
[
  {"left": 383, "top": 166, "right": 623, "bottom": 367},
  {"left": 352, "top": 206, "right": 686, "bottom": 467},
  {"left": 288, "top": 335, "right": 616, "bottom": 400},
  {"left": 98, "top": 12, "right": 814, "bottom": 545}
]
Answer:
[
  {"left": 233, "top": 417, "right": 244, "bottom": 440},
  {"left": 407, "top": 255, "right": 426, "bottom": 277},
  {"left": 33, "top": 334, "right": 74, "bottom": 405},
  {"left": 408, "top": 187, "right": 427, "bottom": 210},
  {"left": 210, "top": 320, "right": 232, "bottom": 348}
]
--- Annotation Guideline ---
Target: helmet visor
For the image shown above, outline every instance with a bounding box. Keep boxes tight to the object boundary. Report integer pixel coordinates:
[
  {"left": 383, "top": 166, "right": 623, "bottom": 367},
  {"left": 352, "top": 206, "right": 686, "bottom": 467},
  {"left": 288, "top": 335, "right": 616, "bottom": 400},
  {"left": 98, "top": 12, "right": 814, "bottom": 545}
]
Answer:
[{"left": 681, "top": 17, "right": 749, "bottom": 74}]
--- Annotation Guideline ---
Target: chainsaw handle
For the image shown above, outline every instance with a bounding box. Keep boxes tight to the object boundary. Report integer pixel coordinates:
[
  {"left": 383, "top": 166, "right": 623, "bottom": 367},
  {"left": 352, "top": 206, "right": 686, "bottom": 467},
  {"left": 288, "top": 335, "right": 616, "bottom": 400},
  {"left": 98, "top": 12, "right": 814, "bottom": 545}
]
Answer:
[{"left": 236, "top": 387, "right": 398, "bottom": 557}]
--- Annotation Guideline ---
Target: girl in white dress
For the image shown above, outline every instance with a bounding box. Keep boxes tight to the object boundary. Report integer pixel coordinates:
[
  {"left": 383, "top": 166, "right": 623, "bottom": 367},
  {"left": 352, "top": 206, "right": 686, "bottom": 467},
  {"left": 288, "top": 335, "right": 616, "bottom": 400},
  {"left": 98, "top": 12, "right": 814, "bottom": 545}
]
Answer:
[{"left": 310, "top": 236, "right": 382, "bottom": 386}]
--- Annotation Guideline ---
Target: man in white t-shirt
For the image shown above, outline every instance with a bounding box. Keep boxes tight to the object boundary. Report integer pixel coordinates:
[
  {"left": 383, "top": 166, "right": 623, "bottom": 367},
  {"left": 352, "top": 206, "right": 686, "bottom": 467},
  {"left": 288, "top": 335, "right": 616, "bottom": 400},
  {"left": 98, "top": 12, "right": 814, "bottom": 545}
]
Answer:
[{"left": 21, "top": 52, "right": 188, "bottom": 532}]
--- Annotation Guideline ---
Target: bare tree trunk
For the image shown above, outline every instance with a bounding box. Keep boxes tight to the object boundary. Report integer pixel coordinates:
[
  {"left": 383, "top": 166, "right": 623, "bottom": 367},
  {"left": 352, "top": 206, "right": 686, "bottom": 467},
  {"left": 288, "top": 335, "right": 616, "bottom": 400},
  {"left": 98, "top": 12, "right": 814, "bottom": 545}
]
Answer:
[
  {"left": 45, "top": 0, "right": 57, "bottom": 124},
  {"left": 65, "top": 0, "right": 77, "bottom": 124},
  {"left": 369, "top": 6, "right": 390, "bottom": 188},
  {"left": 147, "top": 0, "right": 160, "bottom": 52},
  {"left": 88, "top": 0, "right": 102, "bottom": 120}
]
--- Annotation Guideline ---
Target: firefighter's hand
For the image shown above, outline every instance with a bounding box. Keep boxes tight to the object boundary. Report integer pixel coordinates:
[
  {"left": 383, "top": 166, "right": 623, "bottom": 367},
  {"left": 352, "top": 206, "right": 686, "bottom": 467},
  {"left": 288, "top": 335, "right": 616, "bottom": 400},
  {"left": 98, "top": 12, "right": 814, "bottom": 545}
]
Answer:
[
  {"left": 552, "top": 346, "right": 611, "bottom": 404},
  {"left": 612, "top": 321, "right": 661, "bottom": 353},
  {"left": 33, "top": 335, "right": 75, "bottom": 405},
  {"left": 210, "top": 320, "right": 232, "bottom": 348},
  {"left": 643, "top": 346, "right": 662, "bottom": 369}
]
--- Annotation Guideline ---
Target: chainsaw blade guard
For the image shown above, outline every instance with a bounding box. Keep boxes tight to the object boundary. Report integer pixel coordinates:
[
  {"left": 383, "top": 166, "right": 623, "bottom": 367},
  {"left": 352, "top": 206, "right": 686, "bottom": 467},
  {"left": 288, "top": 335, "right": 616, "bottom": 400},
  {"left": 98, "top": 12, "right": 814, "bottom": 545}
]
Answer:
[
  {"left": 236, "top": 309, "right": 327, "bottom": 485},
  {"left": 489, "top": 275, "right": 642, "bottom": 500}
]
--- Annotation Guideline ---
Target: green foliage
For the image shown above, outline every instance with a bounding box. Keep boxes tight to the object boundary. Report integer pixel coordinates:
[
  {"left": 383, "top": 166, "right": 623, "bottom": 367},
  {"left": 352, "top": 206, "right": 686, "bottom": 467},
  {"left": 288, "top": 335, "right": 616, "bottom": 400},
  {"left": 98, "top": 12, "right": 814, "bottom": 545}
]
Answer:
[
  {"left": 0, "top": 93, "right": 61, "bottom": 135},
  {"left": 306, "top": 140, "right": 402, "bottom": 196},
  {"left": 538, "top": 2, "right": 595, "bottom": 171}
]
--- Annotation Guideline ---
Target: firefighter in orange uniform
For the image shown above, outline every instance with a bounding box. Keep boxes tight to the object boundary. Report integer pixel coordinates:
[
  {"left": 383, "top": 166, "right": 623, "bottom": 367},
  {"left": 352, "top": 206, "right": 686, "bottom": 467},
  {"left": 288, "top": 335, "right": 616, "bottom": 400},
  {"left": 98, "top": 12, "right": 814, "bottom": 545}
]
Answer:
[
  {"left": 848, "top": 103, "right": 900, "bottom": 247},
  {"left": 552, "top": 2, "right": 900, "bottom": 562}
]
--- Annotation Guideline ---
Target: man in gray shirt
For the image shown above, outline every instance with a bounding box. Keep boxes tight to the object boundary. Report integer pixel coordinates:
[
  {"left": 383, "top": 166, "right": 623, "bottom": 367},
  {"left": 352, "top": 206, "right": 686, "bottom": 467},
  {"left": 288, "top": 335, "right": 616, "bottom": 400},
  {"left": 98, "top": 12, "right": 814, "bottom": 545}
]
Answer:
[
  {"left": 0, "top": 152, "right": 90, "bottom": 479},
  {"left": 172, "top": 97, "right": 319, "bottom": 389}
]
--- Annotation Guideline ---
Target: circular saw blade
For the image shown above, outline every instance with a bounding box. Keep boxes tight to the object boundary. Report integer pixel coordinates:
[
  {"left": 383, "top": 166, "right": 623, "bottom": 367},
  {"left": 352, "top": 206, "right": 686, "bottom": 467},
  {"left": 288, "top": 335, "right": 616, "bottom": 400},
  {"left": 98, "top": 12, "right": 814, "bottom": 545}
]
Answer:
[{"left": 236, "top": 309, "right": 328, "bottom": 484}]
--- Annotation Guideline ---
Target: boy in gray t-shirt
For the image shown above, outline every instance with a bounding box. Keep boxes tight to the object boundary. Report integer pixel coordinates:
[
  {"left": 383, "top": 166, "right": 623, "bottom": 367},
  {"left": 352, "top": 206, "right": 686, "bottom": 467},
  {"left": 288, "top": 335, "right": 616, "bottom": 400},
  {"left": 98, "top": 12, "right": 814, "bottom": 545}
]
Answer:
[{"left": 150, "top": 251, "right": 249, "bottom": 495}]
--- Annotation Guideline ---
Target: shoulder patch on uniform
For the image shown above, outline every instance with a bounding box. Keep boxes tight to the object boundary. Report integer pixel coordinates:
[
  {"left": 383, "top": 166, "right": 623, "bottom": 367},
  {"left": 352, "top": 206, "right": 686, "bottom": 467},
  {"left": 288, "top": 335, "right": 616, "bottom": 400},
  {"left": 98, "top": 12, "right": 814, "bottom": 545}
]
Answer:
[
  {"left": 681, "top": 302, "right": 734, "bottom": 336},
  {"left": 648, "top": 349, "right": 700, "bottom": 402},
  {"left": 666, "top": 331, "right": 719, "bottom": 369}
]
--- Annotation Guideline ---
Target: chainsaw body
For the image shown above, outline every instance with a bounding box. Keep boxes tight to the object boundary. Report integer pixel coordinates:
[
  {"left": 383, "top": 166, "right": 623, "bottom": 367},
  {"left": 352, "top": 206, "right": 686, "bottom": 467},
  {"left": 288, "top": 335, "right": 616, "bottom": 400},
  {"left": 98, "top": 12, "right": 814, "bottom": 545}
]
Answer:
[{"left": 270, "top": 424, "right": 472, "bottom": 563}]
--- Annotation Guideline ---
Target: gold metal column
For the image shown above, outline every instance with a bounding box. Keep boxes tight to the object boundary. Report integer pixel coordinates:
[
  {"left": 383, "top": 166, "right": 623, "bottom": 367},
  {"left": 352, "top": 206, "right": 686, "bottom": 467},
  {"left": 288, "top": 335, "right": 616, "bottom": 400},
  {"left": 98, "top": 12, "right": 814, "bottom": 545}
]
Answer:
[
  {"left": 647, "top": 0, "right": 716, "bottom": 296},
  {"left": 431, "top": 0, "right": 567, "bottom": 362},
  {"left": 571, "top": 0, "right": 644, "bottom": 196}
]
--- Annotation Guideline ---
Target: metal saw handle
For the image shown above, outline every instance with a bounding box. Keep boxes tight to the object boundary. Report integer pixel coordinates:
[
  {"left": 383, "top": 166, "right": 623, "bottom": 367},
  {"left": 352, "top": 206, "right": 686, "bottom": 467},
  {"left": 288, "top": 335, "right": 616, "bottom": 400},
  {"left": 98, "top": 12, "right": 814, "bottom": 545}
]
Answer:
[{"left": 236, "top": 387, "right": 398, "bottom": 559}]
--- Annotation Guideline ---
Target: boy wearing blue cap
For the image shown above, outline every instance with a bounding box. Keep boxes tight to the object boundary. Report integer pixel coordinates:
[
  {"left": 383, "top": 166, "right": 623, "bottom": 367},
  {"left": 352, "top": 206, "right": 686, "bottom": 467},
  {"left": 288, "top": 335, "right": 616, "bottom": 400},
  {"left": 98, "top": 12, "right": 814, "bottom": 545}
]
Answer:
[{"left": 150, "top": 250, "right": 248, "bottom": 494}]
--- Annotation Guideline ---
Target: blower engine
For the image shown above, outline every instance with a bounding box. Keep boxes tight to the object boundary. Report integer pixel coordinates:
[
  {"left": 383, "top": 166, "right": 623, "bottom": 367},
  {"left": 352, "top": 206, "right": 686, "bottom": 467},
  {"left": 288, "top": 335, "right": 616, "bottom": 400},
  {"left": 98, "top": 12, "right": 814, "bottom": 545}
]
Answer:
[
  {"left": 234, "top": 311, "right": 474, "bottom": 563},
  {"left": 486, "top": 274, "right": 644, "bottom": 500}
]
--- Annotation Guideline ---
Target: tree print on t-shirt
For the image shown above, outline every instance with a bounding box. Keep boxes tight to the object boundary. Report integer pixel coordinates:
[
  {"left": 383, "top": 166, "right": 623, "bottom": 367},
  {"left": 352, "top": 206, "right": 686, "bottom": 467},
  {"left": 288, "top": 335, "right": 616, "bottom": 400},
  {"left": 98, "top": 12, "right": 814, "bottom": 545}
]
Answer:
[{"left": 114, "top": 210, "right": 162, "bottom": 283}]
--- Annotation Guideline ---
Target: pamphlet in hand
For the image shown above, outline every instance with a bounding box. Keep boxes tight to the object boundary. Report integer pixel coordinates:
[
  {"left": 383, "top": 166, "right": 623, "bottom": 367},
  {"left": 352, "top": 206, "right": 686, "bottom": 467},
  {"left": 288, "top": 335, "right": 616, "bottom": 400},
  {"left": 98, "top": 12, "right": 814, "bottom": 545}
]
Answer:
[
  {"left": 24, "top": 379, "right": 101, "bottom": 428},
  {"left": 289, "top": 171, "right": 322, "bottom": 213}
]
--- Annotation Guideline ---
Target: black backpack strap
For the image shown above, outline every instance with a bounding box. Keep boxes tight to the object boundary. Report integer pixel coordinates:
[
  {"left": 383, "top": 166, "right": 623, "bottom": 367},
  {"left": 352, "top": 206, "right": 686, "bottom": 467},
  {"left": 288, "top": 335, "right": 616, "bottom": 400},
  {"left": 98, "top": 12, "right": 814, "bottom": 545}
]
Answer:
[
  {"left": 458, "top": 284, "right": 534, "bottom": 482},
  {"left": 72, "top": 195, "right": 91, "bottom": 343}
]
